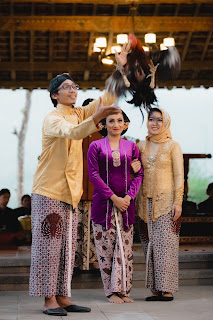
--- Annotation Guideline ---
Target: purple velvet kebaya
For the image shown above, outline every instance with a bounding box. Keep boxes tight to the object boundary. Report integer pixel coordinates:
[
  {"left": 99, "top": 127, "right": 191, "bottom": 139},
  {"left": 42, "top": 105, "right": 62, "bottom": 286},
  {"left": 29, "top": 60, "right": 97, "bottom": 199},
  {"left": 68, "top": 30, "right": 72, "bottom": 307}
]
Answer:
[{"left": 87, "top": 136, "right": 143, "bottom": 230}]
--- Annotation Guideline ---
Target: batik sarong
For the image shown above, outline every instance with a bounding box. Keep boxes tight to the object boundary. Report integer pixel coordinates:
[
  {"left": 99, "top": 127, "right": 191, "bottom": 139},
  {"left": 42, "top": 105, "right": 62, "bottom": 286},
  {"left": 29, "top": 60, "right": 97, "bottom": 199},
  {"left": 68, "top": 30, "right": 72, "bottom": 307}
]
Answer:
[
  {"left": 29, "top": 194, "right": 78, "bottom": 297},
  {"left": 92, "top": 208, "right": 133, "bottom": 297},
  {"left": 75, "top": 200, "right": 98, "bottom": 270},
  {"left": 138, "top": 198, "right": 181, "bottom": 293}
]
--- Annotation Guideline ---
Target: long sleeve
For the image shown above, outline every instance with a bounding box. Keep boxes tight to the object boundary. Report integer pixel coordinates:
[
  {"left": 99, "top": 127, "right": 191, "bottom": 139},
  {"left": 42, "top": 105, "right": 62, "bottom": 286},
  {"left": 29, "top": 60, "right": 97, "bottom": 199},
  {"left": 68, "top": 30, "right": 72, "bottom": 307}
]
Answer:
[
  {"left": 83, "top": 89, "right": 117, "bottom": 119},
  {"left": 87, "top": 141, "right": 114, "bottom": 200},
  {"left": 43, "top": 113, "right": 97, "bottom": 140},
  {"left": 126, "top": 144, "right": 143, "bottom": 200},
  {"left": 172, "top": 142, "right": 184, "bottom": 206}
]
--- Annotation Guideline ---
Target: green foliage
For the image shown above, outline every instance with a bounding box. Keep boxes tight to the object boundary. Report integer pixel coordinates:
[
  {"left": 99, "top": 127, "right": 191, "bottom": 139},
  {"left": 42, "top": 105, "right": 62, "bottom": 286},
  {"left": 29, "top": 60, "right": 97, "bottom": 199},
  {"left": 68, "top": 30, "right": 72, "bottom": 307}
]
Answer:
[
  {"left": 188, "top": 159, "right": 213, "bottom": 203},
  {"left": 188, "top": 177, "right": 210, "bottom": 203}
]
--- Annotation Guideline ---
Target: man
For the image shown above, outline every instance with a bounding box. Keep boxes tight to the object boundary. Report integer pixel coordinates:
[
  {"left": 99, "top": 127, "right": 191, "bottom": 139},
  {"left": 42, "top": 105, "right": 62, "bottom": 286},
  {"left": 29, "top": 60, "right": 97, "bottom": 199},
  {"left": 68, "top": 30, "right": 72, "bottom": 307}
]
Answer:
[
  {"left": 14, "top": 194, "right": 31, "bottom": 218},
  {"left": 29, "top": 42, "right": 130, "bottom": 317},
  {"left": 0, "top": 188, "right": 21, "bottom": 233},
  {"left": 198, "top": 183, "right": 213, "bottom": 214}
]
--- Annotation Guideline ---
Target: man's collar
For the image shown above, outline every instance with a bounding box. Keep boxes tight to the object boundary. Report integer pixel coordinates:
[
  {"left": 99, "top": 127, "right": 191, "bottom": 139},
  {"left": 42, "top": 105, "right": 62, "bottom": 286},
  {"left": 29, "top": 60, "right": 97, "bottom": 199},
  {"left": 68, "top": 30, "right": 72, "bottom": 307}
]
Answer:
[{"left": 57, "top": 103, "right": 75, "bottom": 114}]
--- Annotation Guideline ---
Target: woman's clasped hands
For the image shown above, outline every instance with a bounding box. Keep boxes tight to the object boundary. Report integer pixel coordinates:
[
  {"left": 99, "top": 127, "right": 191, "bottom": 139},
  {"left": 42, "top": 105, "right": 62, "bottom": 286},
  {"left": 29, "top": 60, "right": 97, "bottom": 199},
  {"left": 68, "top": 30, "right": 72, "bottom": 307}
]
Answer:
[{"left": 110, "top": 194, "right": 132, "bottom": 212}]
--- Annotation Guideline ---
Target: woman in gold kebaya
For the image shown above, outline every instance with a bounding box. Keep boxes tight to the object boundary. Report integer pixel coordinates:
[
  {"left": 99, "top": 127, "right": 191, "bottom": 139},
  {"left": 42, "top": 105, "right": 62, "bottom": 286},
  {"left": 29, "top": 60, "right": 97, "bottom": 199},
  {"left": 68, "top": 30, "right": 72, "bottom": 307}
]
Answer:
[{"left": 133, "top": 107, "right": 184, "bottom": 302}]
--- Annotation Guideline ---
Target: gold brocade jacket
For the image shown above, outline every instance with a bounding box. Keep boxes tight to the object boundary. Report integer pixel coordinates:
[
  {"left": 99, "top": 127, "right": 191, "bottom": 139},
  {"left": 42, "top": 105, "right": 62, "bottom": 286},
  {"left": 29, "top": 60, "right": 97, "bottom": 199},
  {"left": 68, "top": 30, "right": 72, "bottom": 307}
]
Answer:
[
  {"left": 32, "top": 91, "right": 116, "bottom": 208},
  {"left": 136, "top": 140, "right": 184, "bottom": 222}
]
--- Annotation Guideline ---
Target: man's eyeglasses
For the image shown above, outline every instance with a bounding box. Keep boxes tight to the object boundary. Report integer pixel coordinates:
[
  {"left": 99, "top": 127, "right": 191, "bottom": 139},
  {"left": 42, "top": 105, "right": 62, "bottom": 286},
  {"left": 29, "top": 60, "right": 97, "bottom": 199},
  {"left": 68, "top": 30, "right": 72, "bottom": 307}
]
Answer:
[{"left": 59, "top": 84, "right": 79, "bottom": 91}]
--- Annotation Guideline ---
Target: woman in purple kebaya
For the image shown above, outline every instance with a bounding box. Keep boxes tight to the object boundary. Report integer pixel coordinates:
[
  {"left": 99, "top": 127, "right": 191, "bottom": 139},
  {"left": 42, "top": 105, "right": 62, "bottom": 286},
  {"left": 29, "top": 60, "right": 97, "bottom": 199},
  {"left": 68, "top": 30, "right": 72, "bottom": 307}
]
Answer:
[{"left": 87, "top": 110, "right": 143, "bottom": 304}]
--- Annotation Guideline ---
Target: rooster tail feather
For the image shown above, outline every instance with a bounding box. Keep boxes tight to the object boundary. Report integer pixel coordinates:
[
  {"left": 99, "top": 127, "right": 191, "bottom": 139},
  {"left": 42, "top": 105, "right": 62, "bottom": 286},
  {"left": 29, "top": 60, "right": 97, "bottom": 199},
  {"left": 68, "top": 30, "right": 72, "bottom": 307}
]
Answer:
[
  {"left": 105, "top": 70, "right": 127, "bottom": 97},
  {"left": 147, "top": 46, "right": 181, "bottom": 81}
]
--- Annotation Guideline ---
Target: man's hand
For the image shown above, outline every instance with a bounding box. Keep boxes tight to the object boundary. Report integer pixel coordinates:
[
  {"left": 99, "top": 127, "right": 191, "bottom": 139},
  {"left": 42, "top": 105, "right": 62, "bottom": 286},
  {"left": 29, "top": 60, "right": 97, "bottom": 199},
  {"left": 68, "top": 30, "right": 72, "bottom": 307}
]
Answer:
[
  {"left": 131, "top": 159, "right": 141, "bottom": 173},
  {"left": 92, "top": 97, "right": 121, "bottom": 125},
  {"left": 110, "top": 194, "right": 130, "bottom": 212},
  {"left": 172, "top": 204, "right": 182, "bottom": 221}
]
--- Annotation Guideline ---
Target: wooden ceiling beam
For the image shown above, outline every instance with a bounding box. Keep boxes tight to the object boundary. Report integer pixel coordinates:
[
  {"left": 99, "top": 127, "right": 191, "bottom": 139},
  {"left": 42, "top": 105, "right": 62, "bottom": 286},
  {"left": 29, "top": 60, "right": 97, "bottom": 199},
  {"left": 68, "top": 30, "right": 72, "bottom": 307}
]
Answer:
[
  {"left": 201, "top": 31, "right": 212, "bottom": 61},
  {"left": 69, "top": 4, "right": 76, "bottom": 60},
  {"left": 181, "top": 31, "right": 192, "bottom": 61},
  {"left": 4, "top": 1, "right": 213, "bottom": 5},
  {"left": 30, "top": 31, "right": 34, "bottom": 63},
  {"left": 1, "top": 16, "right": 213, "bottom": 33},
  {"left": 68, "top": 31, "right": 72, "bottom": 60},
  {"left": 181, "top": 3, "right": 200, "bottom": 61},
  {"left": 105, "top": 5, "right": 118, "bottom": 56},
  {"left": 10, "top": 31, "right": 14, "bottom": 62},
  {"left": 84, "top": 4, "right": 97, "bottom": 82},
  {"left": 0, "top": 79, "right": 212, "bottom": 91},
  {"left": 169, "top": 3, "right": 180, "bottom": 37},
  {"left": 49, "top": 32, "right": 53, "bottom": 62},
  {"left": 1, "top": 61, "right": 213, "bottom": 72},
  {"left": 10, "top": 31, "right": 16, "bottom": 81}
]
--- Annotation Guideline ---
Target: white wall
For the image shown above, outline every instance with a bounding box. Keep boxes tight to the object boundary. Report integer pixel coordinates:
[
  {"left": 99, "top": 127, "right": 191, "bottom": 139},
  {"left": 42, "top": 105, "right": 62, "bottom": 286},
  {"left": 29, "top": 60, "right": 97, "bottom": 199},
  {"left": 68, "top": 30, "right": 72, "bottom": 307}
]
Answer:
[{"left": 0, "top": 87, "right": 213, "bottom": 208}]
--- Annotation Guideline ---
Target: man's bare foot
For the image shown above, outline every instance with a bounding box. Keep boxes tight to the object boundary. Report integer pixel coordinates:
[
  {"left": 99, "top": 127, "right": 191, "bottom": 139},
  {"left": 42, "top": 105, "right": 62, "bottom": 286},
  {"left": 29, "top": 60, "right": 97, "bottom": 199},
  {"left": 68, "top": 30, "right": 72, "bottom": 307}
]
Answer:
[
  {"left": 108, "top": 294, "right": 124, "bottom": 304},
  {"left": 44, "top": 296, "right": 60, "bottom": 310},
  {"left": 56, "top": 296, "right": 74, "bottom": 308},
  {"left": 119, "top": 296, "right": 134, "bottom": 303}
]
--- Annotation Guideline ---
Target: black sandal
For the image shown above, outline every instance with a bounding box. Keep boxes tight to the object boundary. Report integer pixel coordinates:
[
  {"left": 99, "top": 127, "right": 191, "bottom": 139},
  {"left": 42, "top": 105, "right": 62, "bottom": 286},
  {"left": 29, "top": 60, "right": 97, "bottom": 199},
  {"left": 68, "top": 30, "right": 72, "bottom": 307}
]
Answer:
[
  {"left": 43, "top": 307, "right": 67, "bottom": 316},
  {"left": 146, "top": 292, "right": 162, "bottom": 301}
]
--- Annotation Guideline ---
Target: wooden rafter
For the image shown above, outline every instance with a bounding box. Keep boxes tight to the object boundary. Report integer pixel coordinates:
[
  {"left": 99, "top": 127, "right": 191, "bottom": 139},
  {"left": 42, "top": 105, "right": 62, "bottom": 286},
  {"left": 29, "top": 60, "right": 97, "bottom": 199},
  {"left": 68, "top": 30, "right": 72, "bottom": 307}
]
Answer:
[
  {"left": 153, "top": 3, "right": 160, "bottom": 16},
  {"left": 30, "top": 30, "right": 34, "bottom": 81},
  {"left": 169, "top": 3, "right": 180, "bottom": 37},
  {"left": 181, "top": 3, "right": 200, "bottom": 61},
  {"left": 181, "top": 32, "right": 192, "bottom": 62},
  {"left": 84, "top": 4, "right": 97, "bottom": 81},
  {"left": 10, "top": 30, "right": 15, "bottom": 81},
  {"left": 49, "top": 32, "right": 53, "bottom": 62},
  {"left": 201, "top": 31, "right": 212, "bottom": 61},
  {"left": 105, "top": 5, "right": 118, "bottom": 56},
  {"left": 1, "top": 16, "right": 213, "bottom": 33},
  {"left": 0, "top": 1, "right": 212, "bottom": 90},
  {"left": 4, "top": 0, "right": 213, "bottom": 4},
  {"left": 1, "top": 61, "right": 212, "bottom": 72}
]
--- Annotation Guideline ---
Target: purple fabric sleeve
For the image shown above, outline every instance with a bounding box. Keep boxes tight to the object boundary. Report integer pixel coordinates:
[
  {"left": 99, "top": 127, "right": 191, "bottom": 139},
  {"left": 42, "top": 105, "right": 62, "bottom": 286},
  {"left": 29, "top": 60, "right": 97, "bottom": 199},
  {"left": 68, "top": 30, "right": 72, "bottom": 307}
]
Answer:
[
  {"left": 126, "top": 143, "right": 143, "bottom": 200},
  {"left": 87, "top": 141, "right": 114, "bottom": 200}
]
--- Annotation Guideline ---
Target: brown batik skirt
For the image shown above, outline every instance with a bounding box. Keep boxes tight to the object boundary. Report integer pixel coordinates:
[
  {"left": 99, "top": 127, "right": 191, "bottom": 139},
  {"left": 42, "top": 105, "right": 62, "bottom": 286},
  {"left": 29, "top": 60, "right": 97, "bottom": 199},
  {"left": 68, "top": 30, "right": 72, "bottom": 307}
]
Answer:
[
  {"left": 29, "top": 194, "right": 78, "bottom": 297},
  {"left": 138, "top": 198, "right": 181, "bottom": 293},
  {"left": 92, "top": 207, "right": 134, "bottom": 297},
  {"left": 75, "top": 200, "right": 98, "bottom": 270}
]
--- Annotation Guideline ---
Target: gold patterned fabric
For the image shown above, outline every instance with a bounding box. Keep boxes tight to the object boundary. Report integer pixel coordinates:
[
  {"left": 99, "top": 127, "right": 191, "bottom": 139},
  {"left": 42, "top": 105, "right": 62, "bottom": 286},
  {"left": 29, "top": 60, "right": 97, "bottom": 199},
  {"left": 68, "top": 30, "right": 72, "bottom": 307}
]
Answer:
[
  {"left": 136, "top": 108, "right": 184, "bottom": 222},
  {"left": 32, "top": 90, "right": 116, "bottom": 208}
]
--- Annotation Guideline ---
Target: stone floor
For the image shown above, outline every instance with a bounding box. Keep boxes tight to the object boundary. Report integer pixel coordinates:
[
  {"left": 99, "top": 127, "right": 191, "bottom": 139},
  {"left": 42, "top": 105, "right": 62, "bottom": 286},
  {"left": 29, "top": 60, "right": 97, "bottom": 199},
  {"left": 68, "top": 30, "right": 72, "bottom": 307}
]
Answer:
[{"left": 0, "top": 286, "right": 212, "bottom": 320}]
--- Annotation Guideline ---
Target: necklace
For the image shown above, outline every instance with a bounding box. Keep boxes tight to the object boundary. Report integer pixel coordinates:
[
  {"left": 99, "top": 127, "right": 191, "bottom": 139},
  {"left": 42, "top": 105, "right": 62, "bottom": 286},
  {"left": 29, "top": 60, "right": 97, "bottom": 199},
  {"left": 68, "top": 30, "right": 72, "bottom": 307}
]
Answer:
[
  {"left": 111, "top": 150, "right": 121, "bottom": 167},
  {"left": 147, "top": 155, "right": 156, "bottom": 172}
]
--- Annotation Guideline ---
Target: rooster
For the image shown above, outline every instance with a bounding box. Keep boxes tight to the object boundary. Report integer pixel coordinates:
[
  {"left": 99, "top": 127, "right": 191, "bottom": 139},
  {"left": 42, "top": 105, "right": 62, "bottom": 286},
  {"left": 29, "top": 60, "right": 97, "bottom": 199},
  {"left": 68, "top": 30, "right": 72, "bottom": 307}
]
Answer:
[{"left": 106, "top": 34, "right": 181, "bottom": 114}]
